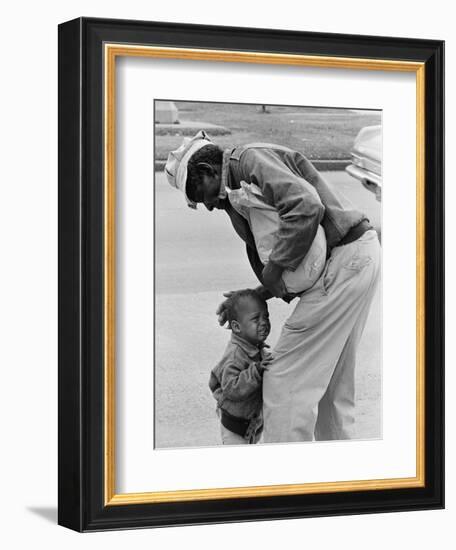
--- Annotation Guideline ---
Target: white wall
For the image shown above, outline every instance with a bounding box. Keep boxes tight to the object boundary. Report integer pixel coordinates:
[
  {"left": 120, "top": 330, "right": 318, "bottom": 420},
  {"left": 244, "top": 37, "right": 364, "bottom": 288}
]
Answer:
[{"left": 0, "top": 1, "right": 452, "bottom": 548}]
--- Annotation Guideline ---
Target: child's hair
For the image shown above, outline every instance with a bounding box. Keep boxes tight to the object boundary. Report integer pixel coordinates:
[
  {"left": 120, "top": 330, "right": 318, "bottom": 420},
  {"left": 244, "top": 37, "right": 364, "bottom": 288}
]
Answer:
[
  {"left": 225, "top": 289, "right": 267, "bottom": 326},
  {"left": 186, "top": 144, "right": 223, "bottom": 201}
]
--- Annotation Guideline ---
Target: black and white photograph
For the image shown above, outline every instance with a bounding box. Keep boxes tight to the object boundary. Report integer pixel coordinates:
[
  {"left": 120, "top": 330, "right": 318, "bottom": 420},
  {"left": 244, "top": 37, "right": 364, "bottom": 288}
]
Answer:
[
  {"left": 154, "top": 100, "right": 382, "bottom": 449},
  {"left": 0, "top": 0, "right": 448, "bottom": 543}
]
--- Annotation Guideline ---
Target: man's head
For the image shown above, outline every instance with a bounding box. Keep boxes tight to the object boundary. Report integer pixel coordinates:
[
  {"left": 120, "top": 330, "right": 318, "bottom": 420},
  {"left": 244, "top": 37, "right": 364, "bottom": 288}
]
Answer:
[
  {"left": 225, "top": 290, "right": 270, "bottom": 346},
  {"left": 185, "top": 144, "right": 224, "bottom": 211},
  {"left": 165, "top": 131, "right": 224, "bottom": 211}
]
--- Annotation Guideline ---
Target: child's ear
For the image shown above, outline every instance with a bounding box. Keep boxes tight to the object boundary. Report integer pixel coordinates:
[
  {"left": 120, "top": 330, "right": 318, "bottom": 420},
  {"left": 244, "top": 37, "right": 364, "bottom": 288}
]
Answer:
[{"left": 230, "top": 320, "right": 241, "bottom": 334}]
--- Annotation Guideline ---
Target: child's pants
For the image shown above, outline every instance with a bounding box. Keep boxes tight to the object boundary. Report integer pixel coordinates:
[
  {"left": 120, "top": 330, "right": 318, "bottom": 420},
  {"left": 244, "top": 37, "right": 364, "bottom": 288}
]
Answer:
[
  {"left": 220, "top": 424, "right": 262, "bottom": 445},
  {"left": 263, "top": 230, "right": 381, "bottom": 442}
]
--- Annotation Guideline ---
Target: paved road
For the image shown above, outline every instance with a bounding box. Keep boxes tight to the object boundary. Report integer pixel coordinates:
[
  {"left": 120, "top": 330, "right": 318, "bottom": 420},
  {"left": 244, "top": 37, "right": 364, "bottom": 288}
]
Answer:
[{"left": 154, "top": 170, "right": 381, "bottom": 448}]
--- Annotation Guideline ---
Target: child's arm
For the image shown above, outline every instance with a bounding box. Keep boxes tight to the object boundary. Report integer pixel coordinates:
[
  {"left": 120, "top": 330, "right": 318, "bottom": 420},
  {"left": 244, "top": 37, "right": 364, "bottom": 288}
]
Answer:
[{"left": 220, "top": 360, "right": 264, "bottom": 402}]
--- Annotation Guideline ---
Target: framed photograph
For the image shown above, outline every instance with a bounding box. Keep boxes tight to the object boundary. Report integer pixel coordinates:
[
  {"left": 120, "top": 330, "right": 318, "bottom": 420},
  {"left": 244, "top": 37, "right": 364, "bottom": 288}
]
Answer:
[{"left": 58, "top": 17, "right": 444, "bottom": 531}]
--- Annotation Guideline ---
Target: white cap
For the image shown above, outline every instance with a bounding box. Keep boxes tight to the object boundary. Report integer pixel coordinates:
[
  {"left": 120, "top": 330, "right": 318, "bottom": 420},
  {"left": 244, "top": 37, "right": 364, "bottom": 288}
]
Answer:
[{"left": 164, "top": 130, "right": 212, "bottom": 209}]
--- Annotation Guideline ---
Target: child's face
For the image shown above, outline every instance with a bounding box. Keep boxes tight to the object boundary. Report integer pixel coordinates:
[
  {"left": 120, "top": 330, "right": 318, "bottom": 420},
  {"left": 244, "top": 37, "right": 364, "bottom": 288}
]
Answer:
[{"left": 233, "top": 297, "right": 271, "bottom": 346}]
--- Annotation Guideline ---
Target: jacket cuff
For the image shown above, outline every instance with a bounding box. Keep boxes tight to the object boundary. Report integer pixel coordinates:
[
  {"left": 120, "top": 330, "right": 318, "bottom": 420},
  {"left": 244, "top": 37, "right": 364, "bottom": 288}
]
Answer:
[
  {"left": 269, "top": 255, "right": 304, "bottom": 272},
  {"left": 265, "top": 258, "right": 286, "bottom": 276}
]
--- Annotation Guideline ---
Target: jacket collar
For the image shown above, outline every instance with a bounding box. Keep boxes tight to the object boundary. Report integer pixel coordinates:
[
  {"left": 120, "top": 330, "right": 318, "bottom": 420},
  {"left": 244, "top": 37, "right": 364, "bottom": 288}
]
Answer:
[
  {"left": 230, "top": 333, "right": 264, "bottom": 359},
  {"left": 218, "top": 148, "right": 233, "bottom": 201}
]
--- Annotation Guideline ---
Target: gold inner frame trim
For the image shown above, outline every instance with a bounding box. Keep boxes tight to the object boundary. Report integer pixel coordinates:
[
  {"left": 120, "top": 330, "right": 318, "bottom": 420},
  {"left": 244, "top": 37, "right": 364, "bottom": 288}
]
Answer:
[{"left": 104, "top": 44, "right": 426, "bottom": 506}]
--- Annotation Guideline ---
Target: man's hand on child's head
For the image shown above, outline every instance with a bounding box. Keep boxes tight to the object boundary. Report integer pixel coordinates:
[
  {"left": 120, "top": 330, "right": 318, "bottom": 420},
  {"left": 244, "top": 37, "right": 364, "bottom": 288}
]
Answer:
[{"left": 215, "top": 291, "right": 236, "bottom": 327}]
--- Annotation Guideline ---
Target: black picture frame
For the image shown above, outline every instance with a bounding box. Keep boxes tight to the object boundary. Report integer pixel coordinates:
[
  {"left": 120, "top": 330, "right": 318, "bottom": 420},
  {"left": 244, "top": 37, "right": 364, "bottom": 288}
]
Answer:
[{"left": 58, "top": 17, "right": 444, "bottom": 532}]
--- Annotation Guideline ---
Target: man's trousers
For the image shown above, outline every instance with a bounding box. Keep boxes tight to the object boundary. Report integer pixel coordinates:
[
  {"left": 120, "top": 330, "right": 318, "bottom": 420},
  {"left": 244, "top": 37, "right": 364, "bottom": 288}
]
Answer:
[{"left": 263, "top": 230, "right": 381, "bottom": 442}]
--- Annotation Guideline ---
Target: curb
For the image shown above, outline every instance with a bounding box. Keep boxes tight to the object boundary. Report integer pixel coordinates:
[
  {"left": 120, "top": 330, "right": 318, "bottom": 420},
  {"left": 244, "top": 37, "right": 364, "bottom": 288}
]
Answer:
[
  {"left": 154, "top": 159, "right": 350, "bottom": 172},
  {"left": 156, "top": 123, "right": 231, "bottom": 136}
]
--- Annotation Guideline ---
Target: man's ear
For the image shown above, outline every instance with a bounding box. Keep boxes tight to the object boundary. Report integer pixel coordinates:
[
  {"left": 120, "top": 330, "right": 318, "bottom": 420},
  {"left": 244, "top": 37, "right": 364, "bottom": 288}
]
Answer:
[
  {"left": 196, "top": 162, "right": 216, "bottom": 177},
  {"left": 230, "top": 320, "right": 241, "bottom": 334}
]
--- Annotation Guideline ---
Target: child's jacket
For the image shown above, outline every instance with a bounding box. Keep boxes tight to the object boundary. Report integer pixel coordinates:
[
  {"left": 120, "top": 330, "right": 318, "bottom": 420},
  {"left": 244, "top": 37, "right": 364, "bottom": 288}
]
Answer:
[{"left": 209, "top": 334, "right": 268, "bottom": 423}]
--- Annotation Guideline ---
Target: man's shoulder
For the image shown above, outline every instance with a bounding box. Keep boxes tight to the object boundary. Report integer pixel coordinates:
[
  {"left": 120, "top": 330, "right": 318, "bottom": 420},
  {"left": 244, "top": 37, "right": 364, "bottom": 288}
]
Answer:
[{"left": 231, "top": 142, "right": 294, "bottom": 161}]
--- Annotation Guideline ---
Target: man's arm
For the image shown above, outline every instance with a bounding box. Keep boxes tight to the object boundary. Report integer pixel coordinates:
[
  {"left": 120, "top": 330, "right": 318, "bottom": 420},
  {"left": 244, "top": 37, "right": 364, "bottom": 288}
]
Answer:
[{"left": 240, "top": 148, "right": 325, "bottom": 271}]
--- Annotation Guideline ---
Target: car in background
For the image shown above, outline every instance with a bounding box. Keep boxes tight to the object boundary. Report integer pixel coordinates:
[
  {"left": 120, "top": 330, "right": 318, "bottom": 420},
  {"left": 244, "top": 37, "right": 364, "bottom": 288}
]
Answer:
[{"left": 345, "top": 125, "right": 382, "bottom": 201}]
